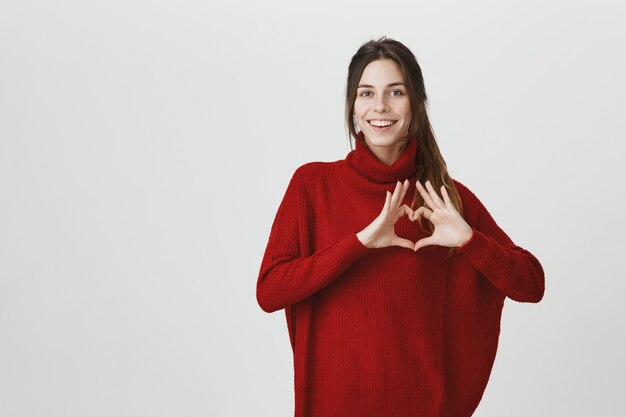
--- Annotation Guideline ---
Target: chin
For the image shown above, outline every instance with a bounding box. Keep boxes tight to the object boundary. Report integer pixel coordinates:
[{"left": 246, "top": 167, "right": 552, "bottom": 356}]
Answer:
[{"left": 362, "top": 131, "right": 405, "bottom": 147}]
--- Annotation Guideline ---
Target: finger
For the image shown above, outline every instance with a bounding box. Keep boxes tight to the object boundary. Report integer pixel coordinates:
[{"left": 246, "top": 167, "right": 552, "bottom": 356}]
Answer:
[
  {"left": 425, "top": 180, "right": 444, "bottom": 209},
  {"left": 413, "top": 207, "right": 424, "bottom": 222},
  {"left": 390, "top": 181, "right": 402, "bottom": 209},
  {"left": 414, "top": 236, "right": 435, "bottom": 252},
  {"left": 415, "top": 180, "right": 436, "bottom": 210},
  {"left": 397, "top": 179, "right": 410, "bottom": 207},
  {"left": 381, "top": 190, "right": 392, "bottom": 216},
  {"left": 441, "top": 184, "right": 453, "bottom": 208},
  {"left": 413, "top": 206, "right": 424, "bottom": 222},
  {"left": 413, "top": 206, "right": 433, "bottom": 223},
  {"left": 400, "top": 204, "right": 414, "bottom": 221}
]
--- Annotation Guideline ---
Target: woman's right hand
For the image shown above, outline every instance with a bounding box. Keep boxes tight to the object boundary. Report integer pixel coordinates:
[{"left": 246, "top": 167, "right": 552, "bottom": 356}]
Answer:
[{"left": 356, "top": 179, "right": 416, "bottom": 250}]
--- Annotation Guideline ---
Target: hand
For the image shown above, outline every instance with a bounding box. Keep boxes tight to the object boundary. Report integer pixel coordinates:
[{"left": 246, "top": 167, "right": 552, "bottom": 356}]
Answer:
[
  {"left": 411, "top": 180, "right": 473, "bottom": 251},
  {"left": 357, "top": 179, "right": 416, "bottom": 250}
]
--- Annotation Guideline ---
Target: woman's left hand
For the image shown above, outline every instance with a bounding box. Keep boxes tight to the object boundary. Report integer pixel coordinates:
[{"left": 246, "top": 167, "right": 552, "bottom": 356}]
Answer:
[{"left": 411, "top": 180, "right": 474, "bottom": 251}]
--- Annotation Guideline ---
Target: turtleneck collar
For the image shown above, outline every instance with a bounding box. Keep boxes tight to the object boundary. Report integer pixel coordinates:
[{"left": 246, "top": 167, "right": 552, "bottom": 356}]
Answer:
[{"left": 345, "top": 131, "right": 418, "bottom": 184}]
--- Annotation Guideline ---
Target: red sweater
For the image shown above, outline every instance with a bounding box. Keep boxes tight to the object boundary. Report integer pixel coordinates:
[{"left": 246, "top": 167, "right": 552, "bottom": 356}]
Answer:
[{"left": 256, "top": 134, "right": 545, "bottom": 417}]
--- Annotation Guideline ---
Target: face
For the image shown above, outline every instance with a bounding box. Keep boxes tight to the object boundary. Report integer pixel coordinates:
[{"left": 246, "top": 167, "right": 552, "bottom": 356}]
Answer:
[{"left": 353, "top": 59, "right": 412, "bottom": 147}]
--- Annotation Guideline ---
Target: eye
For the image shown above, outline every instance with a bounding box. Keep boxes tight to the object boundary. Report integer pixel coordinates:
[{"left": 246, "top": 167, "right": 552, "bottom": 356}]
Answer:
[
  {"left": 359, "top": 91, "right": 372, "bottom": 97},
  {"left": 389, "top": 90, "right": 403, "bottom": 96}
]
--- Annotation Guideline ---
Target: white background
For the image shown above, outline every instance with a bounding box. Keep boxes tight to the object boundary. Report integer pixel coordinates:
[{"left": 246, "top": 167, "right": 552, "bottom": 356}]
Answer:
[{"left": 1, "top": 0, "right": 625, "bottom": 416}]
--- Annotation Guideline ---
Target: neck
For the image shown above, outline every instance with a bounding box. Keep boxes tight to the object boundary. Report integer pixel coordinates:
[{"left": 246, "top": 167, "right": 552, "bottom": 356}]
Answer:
[
  {"left": 362, "top": 136, "right": 412, "bottom": 166},
  {"left": 344, "top": 131, "right": 418, "bottom": 184}
]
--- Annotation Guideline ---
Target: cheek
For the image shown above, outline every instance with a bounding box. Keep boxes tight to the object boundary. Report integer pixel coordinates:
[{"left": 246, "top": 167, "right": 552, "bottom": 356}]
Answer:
[
  {"left": 353, "top": 101, "right": 367, "bottom": 116},
  {"left": 401, "top": 104, "right": 412, "bottom": 121}
]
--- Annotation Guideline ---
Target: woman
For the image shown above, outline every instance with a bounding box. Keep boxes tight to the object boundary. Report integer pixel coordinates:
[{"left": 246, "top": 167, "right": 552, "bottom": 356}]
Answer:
[{"left": 256, "top": 36, "right": 545, "bottom": 417}]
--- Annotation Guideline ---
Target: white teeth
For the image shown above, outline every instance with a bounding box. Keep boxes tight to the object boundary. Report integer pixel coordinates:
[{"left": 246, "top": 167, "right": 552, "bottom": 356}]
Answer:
[{"left": 369, "top": 120, "right": 395, "bottom": 127}]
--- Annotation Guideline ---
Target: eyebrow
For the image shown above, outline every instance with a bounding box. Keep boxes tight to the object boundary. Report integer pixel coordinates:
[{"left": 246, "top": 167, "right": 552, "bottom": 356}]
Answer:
[{"left": 357, "top": 82, "right": 406, "bottom": 88}]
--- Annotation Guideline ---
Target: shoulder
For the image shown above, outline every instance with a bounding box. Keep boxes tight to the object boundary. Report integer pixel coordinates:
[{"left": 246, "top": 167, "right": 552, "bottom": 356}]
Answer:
[
  {"left": 290, "top": 160, "right": 341, "bottom": 186},
  {"left": 451, "top": 178, "right": 478, "bottom": 201},
  {"left": 295, "top": 160, "right": 339, "bottom": 176},
  {"left": 451, "top": 178, "right": 486, "bottom": 224},
  {"left": 281, "top": 161, "right": 339, "bottom": 200}
]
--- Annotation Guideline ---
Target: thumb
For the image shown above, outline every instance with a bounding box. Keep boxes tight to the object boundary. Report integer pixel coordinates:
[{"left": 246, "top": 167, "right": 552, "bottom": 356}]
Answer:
[
  {"left": 414, "top": 236, "right": 435, "bottom": 252},
  {"left": 393, "top": 237, "right": 417, "bottom": 250}
]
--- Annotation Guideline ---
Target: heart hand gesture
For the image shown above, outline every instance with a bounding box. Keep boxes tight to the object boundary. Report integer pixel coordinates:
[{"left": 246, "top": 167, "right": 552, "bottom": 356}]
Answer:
[{"left": 411, "top": 180, "right": 473, "bottom": 251}]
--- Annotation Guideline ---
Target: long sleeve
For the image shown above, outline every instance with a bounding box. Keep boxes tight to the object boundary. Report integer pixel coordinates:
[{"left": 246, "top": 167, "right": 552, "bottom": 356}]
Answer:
[
  {"left": 256, "top": 167, "right": 372, "bottom": 313},
  {"left": 456, "top": 186, "right": 545, "bottom": 303}
]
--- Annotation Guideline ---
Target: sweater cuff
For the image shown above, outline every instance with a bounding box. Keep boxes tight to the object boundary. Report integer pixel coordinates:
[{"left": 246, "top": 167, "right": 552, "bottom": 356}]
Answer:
[
  {"left": 315, "top": 232, "right": 373, "bottom": 276},
  {"left": 456, "top": 227, "right": 491, "bottom": 259},
  {"left": 346, "top": 232, "right": 375, "bottom": 257}
]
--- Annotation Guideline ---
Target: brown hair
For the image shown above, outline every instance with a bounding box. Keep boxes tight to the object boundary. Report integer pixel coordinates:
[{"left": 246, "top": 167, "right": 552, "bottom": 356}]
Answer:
[{"left": 344, "top": 36, "right": 463, "bottom": 257}]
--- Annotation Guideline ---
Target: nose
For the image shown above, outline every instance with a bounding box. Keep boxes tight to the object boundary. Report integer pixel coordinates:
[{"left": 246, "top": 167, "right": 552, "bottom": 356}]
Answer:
[{"left": 373, "top": 95, "right": 389, "bottom": 112}]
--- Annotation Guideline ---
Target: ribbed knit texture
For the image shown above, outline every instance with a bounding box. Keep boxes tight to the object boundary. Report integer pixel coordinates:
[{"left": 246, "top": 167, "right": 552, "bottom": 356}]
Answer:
[{"left": 257, "top": 132, "right": 545, "bottom": 417}]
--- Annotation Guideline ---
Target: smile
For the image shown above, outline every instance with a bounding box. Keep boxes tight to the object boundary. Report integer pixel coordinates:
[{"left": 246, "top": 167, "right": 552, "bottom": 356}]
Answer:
[{"left": 368, "top": 119, "right": 397, "bottom": 130}]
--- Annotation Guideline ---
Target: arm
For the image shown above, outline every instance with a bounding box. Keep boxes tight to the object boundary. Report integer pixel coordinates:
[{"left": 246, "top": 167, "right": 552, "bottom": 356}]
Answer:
[
  {"left": 256, "top": 168, "right": 372, "bottom": 313},
  {"left": 456, "top": 186, "right": 545, "bottom": 303}
]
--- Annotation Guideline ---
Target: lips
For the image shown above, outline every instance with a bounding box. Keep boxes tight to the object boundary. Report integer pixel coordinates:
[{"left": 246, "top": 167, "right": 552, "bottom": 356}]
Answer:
[{"left": 368, "top": 119, "right": 397, "bottom": 130}]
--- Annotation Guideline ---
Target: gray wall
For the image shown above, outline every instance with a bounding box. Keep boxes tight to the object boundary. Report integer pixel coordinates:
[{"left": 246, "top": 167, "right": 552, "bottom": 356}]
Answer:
[{"left": 1, "top": 0, "right": 624, "bottom": 416}]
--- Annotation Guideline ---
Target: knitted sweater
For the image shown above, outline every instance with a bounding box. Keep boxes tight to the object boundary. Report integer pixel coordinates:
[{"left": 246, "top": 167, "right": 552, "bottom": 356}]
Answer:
[{"left": 256, "top": 133, "right": 545, "bottom": 417}]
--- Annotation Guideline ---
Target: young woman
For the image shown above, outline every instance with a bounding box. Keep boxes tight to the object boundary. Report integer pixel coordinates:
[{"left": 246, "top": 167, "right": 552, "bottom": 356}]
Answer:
[{"left": 256, "top": 36, "right": 545, "bottom": 417}]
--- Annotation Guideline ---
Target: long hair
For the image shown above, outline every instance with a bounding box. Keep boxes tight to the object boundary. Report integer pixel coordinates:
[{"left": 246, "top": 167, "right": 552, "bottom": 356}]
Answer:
[{"left": 344, "top": 36, "right": 463, "bottom": 257}]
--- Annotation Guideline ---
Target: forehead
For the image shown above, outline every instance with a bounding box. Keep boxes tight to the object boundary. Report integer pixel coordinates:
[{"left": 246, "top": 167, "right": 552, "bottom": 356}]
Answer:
[{"left": 358, "top": 59, "right": 405, "bottom": 85}]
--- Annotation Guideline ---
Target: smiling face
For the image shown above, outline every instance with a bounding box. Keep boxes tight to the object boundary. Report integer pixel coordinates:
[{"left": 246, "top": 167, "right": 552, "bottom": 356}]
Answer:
[{"left": 354, "top": 58, "right": 412, "bottom": 148}]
